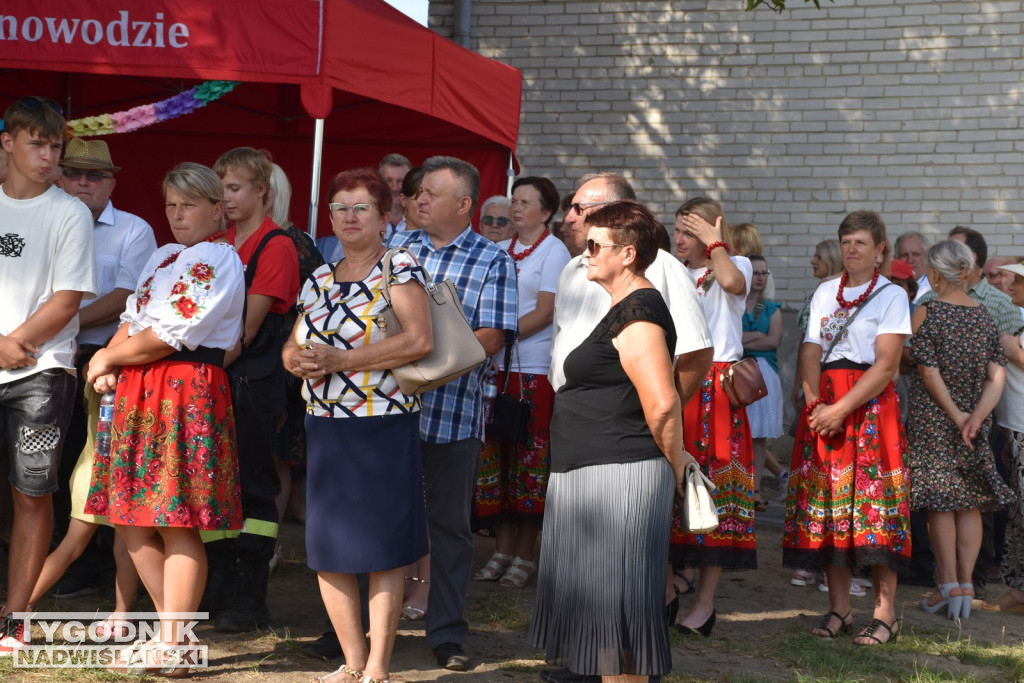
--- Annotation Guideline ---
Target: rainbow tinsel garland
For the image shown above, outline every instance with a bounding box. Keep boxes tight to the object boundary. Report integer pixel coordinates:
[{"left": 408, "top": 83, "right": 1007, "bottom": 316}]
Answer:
[{"left": 0, "top": 80, "right": 240, "bottom": 137}]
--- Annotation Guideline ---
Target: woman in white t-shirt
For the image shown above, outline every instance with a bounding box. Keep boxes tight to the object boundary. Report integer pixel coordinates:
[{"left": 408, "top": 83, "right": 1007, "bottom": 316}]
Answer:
[
  {"left": 669, "top": 197, "right": 755, "bottom": 637},
  {"left": 472, "top": 176, "right": 571, "bottom": 589},
  {"left": 783, "top": 210, "right": 912, "bottom": 646}
]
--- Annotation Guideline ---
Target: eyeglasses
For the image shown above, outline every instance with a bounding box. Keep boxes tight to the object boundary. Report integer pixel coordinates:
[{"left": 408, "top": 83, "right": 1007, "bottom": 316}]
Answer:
[
  {"left": 14, "top": 96, "right": 63, "bottom": 115},
  {"left": 586, "top": 238, "right": 627, "bottom": 255},
  {"left": 480, "top": 216, "right": 510, "bottom": 227},
  {"left": 569, "top": 200, "right": 614, "bottom": 216},
  {"left": 752, "top": 271, "right": 770, "bottom": 277},
  {"left": 62, "top": 168, "right": 112, "bottom": 182},
  {"left": 328, "top": 203, "right": 374, "bottom": 216}
]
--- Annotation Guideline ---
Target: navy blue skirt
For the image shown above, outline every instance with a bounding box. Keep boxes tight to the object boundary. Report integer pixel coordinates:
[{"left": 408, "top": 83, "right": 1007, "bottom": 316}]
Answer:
[{"left": 305, "top": 411, "right": 428, "bottom": 573}]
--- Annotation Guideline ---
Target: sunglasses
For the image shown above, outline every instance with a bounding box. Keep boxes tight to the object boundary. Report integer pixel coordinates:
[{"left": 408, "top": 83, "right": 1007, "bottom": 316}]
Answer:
[
  {"left": 586, "top": 238, "right": 627, "bottom": 255},
  {"left": 14, "top": 96, "right": 63, "bottom": 116},
  {"left": 569, "top": 200, "right": 614, "bottom": 216},
  {"left": 480, "top": 216, "right": 510, "bottom": 227},
  {"left": 62, "top": 168, "right": 112, "bottom": 182}
]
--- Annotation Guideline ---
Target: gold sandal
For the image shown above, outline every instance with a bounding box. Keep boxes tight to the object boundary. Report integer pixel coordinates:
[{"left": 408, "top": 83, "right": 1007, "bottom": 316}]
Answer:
[{"left": 311, "top": 664, "right": 363, "bottom": 683}]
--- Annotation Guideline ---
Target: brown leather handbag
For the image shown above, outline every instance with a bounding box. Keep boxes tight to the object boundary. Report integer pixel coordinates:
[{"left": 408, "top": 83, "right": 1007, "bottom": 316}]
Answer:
[{"left": 719, "top": 357, "right": 768, "bottom": 408}]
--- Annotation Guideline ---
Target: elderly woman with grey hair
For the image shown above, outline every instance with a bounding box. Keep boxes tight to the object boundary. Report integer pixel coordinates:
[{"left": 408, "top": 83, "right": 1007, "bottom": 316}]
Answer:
[
  {"left": 479, "top": 195, "right": 513, "bottom": 243},
  {"left": 907, "top": 239, "right": 1013, "bottom": 621}
]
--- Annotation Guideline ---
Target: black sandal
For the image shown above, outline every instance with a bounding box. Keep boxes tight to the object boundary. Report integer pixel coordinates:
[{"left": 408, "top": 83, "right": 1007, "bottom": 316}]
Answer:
[
  {"left": 753, "top": 490, "right": 768, "bottom": 512},
  {"left": 854, "top": 617, "right": 901, "bottom": 646},
  {"left": 673, "top": 570, "right": 695, "bottom": 596},
  {"left": 813, "top": 610, "right": 851, "bottom": 639}
]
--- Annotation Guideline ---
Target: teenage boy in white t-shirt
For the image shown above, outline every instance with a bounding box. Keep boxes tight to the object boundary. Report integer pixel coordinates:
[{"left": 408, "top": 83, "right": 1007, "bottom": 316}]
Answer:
[{"left": 0, "top": 97, "right": 96, "bottom": 653}]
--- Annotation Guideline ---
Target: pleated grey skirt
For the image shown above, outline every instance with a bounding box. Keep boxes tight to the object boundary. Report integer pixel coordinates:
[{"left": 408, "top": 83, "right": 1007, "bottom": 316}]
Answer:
[{"left": 528, "top": 457, "right": 674, "bottom": 676}]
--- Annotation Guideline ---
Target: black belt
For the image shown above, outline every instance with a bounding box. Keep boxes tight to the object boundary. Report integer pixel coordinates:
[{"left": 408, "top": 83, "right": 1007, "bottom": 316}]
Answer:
[
  {"left": 822, "top": 359, "right": 870, "bottom": 372},
  {"left": 165, "top": 346, "right": 226, "bottom": 368}
]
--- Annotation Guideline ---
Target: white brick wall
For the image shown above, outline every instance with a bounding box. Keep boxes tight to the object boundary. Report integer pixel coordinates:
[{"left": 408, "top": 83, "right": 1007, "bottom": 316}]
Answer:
[{"left": 429, "top": 0, "right": 1024, "bottom": 304}]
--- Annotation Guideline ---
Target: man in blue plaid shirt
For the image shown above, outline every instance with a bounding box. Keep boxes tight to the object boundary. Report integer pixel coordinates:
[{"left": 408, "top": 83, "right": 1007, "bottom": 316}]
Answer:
[{"left": 388, "top": 155, "right": 517, "bottom": 671}]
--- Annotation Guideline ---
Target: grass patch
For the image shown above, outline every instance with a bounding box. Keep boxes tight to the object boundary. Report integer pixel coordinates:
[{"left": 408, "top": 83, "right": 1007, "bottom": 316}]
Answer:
[
  {"left": 757, "top": 623, "right": 1024, "bottom": 683},
  {"left": 466, "top": 590, "right": 533, "bottom": 632}
]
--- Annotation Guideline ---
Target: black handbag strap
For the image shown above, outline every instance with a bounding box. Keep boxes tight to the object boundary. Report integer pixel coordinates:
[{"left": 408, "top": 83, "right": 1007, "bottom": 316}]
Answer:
[
  {"left": 236, "top": 228, "right": 288, "bottom": 375},
  {"left": 500, "top": 338, "right": 524, "bottom": 395},
  {"left": 821, "top": 282, "right": 893, "bottom": 365}
]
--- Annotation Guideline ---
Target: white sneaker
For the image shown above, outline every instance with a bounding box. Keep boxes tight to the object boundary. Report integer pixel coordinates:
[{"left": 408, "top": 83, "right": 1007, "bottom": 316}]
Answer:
[{"left": 819, "top": 578, "right": 867, "bottom": 597}]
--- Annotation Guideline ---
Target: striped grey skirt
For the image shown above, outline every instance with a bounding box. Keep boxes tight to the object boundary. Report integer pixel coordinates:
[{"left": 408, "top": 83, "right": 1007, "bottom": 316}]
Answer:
[{"left": 528, "top": 457, "right": 674, "bottom": 676}]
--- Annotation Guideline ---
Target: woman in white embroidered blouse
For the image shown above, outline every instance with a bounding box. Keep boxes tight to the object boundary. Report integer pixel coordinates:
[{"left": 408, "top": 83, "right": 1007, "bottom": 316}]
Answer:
[
  {"left": 283, "top": 167, "right": 433, "bottom": 683},
  {"left": 84, "top": 162, "right": 245, "bottom": 674}
]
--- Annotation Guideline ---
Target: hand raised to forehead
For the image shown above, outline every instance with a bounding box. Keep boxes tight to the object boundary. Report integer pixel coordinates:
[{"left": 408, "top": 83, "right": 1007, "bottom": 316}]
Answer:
[{"left": 678, "top": 213, "right": 722, "bottom": 246}]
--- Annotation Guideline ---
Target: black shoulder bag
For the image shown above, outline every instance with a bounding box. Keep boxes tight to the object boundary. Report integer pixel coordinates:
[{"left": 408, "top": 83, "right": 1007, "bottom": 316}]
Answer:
[
  {"left": 228, "top": 229, "right": 289, "bottom": 418},
  {"left": 490, "top": 339, "right": 531, "bottom": 445}
]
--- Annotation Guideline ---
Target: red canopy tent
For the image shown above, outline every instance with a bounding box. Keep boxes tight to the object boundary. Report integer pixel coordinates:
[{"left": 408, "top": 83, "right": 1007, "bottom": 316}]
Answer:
[{"left": 0, "top": 0, "right": 522, "bottom": 244}]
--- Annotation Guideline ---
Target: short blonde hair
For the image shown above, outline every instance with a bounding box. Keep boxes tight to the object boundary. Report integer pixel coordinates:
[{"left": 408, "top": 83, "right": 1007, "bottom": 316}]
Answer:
[{"left": 213, "top": 147, "right": 273, "bottom": 207}]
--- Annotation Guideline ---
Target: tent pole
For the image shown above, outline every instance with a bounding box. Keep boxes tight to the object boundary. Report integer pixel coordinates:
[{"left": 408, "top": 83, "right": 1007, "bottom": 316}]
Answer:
[
  {"left": 307, "top": 118, "right": 326, "bottom": 239},
  {"left": 506, "top": 149, "right": 514, "bottom": 197}
]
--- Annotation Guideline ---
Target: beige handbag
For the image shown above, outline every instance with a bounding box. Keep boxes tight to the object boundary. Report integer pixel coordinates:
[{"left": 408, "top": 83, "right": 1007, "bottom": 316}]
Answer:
[
  {"left": 376, "top": 248, "right": 487, "bottom": 395},
  {"left": 682, "top": 460, "right": 719, "bottom": 534}
]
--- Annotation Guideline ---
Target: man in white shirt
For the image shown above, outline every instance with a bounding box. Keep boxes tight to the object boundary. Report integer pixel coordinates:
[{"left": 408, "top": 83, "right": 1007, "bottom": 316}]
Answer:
[
  {"left": 48, "top": 138, "right": 157, "bottom": 596},
  {"left": 895, "top": 231, "right": 932, "bottom": 304},
  {"left": 550, "top": 172, "right": 713, "bottom": 400}
]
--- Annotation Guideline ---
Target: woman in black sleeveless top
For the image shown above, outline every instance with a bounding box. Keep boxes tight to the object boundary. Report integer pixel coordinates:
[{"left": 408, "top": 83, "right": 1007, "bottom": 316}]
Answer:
[{"left": 529, "top": 201, "right": 693, "bottom": 681}]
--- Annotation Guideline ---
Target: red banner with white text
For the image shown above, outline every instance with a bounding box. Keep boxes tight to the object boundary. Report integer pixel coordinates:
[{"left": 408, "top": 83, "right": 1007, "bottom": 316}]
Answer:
[{"left": 0, "top": 0, "right": 322, "bottom": 81}]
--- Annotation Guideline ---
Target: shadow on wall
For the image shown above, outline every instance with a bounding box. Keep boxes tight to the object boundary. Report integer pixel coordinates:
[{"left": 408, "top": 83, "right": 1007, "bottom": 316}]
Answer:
[{"left": 454, "top": 1, "right": 1023, "bottom": 306}]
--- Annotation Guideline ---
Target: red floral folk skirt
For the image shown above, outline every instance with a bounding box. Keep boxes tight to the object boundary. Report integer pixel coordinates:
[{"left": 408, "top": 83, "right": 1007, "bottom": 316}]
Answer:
[
  {"left": 671, "top": 362, "right": 757, "bottom": 570},
  {"left": 475, "top": 371, "right": 554, "bottom": 525},
  {"left": 84, "top": 360, "right": 243, "bottom": 530},
  {"left": 783, "top": 368, "right": 911, "bottom": 572}
]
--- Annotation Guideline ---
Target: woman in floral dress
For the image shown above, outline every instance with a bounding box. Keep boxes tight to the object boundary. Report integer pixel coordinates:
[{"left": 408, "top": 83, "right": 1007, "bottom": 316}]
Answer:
[
  {"left": 783, "top": 210, "right": 911, "bottom": 646},
  {"left": 86, "top": 162, "right": 245, "bottom": 672},
  {"left": 473, "top": 176, "right": 570, "bottom": 589},
  {"left": 907, "top": 239, "right": 1013, "bottom": 620},
  {"left": 670, "top": 197, "right": 755, "bottom": 637}
]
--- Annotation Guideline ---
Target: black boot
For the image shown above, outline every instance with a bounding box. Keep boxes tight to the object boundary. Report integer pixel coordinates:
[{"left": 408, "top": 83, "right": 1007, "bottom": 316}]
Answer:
[
  {"left": 199, "top": 539, "right": 237, "bottom": 619},
  {"left": 214, "top": 534, "right": 274, "bottom": 633}
]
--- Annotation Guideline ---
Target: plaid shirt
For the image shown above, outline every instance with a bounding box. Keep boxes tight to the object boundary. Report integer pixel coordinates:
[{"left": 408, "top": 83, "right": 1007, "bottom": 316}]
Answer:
[
  {"left": 918, "top": 278, "right": 1023, "bottom": 335},
  {"left": 388, "top": 226, "right": 518, "bottom": 443}
]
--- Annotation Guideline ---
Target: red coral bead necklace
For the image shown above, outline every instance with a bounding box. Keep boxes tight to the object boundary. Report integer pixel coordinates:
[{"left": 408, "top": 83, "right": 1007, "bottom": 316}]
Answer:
[
  {"left": 508, "top": 228, "right": 550, "bottom": 273},
  {"left": 836, "top": 267, "right": 880, "bottom": 309}
]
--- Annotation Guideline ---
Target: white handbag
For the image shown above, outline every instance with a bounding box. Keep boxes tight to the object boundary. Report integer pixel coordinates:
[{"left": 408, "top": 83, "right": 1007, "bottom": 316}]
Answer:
[{"left": 682, "top": 460, "right": 719, "bottom": 534}]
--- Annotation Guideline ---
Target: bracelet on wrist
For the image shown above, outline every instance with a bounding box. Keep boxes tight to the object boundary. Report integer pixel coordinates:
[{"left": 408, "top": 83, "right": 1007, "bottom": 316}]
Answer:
[
  {"left": 806, "top": 397, "right": 827, "bottom": 413},
  {"left": 704, "top": 241, "right": 730, "bottom": 260}
]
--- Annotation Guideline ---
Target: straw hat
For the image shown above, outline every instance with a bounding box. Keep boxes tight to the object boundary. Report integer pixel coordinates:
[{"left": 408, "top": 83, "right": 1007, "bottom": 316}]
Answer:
[{"left": 60, "top": 137, "right": 120, "bottom": 173}]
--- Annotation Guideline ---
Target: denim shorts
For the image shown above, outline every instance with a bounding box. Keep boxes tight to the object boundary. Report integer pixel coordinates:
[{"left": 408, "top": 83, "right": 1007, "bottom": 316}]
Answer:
[{"left": 0, "top": 368, "right": 76, "bottom": 495}]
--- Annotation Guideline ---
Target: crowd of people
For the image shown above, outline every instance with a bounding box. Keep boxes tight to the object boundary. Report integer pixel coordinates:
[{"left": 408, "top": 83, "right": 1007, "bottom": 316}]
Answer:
[{"left": 3, "top": 94, "right": 1024, "bottom": 682}]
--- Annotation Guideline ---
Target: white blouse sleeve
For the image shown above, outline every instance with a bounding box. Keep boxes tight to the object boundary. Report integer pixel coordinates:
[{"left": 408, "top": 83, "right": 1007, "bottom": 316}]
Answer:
[{"left": 140, "top": 243, "right": 245, "bottom": 350}]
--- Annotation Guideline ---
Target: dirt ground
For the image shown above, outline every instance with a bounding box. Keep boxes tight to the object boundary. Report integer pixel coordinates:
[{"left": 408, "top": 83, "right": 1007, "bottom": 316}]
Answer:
[{"left": 9, "top": 469, "right": 1024, "bottom": 682}]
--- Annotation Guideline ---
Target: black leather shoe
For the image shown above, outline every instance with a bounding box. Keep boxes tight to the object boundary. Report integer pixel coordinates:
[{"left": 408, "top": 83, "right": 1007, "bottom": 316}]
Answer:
[
  {"left": 540, "top": 668, "right": 600, "bottom": 683},
  {"left": 301, "top": 631, "right": 342, "bottom": 659},
  {"left": 433, "top": 642, "right": 469, "bottom": 671}
]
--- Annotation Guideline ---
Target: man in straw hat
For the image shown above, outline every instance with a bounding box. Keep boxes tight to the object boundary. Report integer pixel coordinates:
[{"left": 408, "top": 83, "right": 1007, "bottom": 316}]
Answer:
[
  {"left": 42, "top": 137, "right": 156, "bottom": 600},
  {"left": 0, "top": 97, "right": 96, "bottom": 654}
]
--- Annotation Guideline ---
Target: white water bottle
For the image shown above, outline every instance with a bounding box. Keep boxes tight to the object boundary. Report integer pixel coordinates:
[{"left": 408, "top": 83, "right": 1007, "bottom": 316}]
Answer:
[
  {"left": 483, "top": 369, "right": 498, "bottom": 424},
  {"left": 96, "top": 392, "right": 115, "bottom": 457}
]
